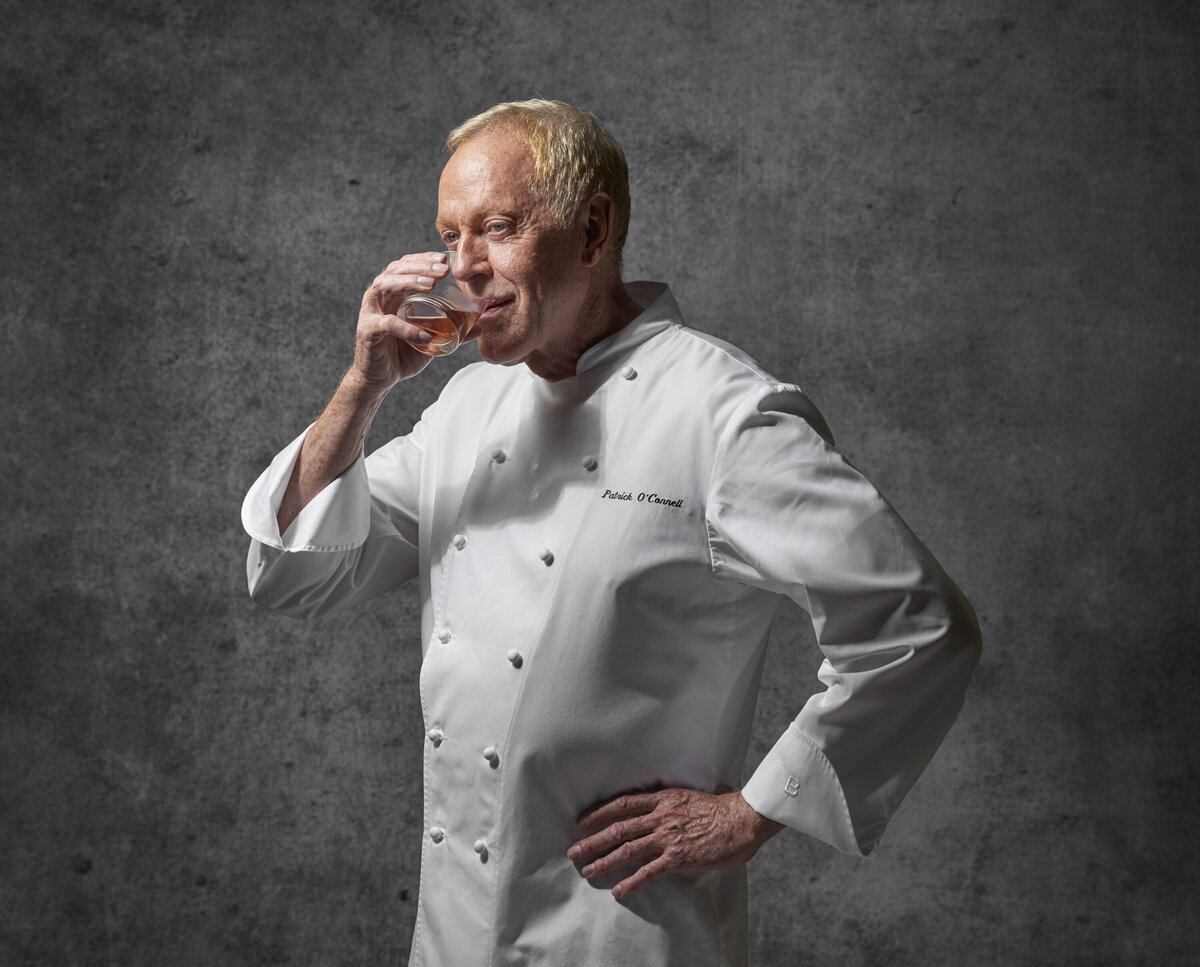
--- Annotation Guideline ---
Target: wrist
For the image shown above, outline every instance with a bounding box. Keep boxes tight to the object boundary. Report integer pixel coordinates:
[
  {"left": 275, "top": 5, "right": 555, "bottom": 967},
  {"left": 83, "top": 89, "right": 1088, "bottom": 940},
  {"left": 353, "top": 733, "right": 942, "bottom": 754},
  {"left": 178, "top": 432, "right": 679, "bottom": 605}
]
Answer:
[
  {"left": 737, "top": 792, "right": 785, "bottom": 846},
  {"left": 340, "top": 367, "right": 395, "bottom": 405}
]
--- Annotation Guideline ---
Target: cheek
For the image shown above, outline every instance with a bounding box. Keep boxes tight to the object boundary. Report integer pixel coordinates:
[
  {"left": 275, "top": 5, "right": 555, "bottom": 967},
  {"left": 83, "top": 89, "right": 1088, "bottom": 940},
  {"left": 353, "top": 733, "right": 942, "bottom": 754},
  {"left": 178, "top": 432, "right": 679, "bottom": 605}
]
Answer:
[{"left": 487, "top": 248, "right": 525, "bottom": 282}]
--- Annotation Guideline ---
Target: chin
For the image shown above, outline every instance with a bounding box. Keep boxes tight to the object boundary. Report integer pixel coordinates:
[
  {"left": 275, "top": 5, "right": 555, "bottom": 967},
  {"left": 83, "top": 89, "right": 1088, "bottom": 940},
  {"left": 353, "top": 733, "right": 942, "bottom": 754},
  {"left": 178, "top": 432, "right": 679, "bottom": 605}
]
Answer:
[{"left": 475, "top": 333, "right": 529, "bottom": 368}]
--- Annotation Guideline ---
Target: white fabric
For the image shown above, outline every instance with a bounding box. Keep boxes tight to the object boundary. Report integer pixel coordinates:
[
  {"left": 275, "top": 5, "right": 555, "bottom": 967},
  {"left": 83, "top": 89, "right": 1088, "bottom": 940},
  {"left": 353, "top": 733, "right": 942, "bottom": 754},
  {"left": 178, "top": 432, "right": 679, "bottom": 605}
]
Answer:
[{"left": 242, "top": 283, "right": 981, "bottom": 967}]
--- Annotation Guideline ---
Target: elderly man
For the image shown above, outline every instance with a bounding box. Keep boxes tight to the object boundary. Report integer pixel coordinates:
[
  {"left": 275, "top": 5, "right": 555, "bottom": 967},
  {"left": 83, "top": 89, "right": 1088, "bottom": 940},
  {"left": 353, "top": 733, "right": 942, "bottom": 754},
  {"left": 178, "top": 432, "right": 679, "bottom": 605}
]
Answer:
[{"left": 242, "top": 99, "right": 980, "bottom": 966}]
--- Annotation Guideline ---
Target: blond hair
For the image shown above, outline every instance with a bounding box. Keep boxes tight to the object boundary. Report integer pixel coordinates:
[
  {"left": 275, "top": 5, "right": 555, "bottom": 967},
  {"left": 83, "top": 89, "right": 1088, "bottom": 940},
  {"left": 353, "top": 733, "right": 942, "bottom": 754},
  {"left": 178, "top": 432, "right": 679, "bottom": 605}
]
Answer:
[{"left": 446, "top": 99, "right": 630, "bottom": 264}]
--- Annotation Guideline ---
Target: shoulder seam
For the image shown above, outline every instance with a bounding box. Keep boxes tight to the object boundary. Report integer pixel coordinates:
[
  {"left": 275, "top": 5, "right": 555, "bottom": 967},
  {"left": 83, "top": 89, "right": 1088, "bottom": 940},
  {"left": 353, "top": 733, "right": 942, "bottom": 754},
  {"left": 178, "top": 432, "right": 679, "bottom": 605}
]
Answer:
[{"left": 664, "top": 325, "right": 784, "bottom": 389}]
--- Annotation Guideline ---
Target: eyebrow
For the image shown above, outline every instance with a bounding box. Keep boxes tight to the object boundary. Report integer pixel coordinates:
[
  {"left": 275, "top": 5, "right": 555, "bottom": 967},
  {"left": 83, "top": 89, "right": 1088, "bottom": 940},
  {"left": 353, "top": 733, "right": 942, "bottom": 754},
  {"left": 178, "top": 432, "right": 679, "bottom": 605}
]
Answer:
[{"left": 434, "top": 211, "right": 473, "bottom": 234}]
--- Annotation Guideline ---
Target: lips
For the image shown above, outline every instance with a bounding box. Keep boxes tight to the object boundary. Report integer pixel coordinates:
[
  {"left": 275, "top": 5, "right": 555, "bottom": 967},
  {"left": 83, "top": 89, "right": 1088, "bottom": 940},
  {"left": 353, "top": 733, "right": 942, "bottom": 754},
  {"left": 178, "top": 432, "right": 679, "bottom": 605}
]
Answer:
[{"left": 477, "top": 297, "right": 512, "bottom": 319}]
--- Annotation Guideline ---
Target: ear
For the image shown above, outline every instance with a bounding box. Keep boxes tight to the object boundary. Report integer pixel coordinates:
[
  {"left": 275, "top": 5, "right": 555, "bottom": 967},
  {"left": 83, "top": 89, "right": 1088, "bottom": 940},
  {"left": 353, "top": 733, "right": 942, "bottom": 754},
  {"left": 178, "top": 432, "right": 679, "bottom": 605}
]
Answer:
[{"left": 580, "top": 192, "right": 616, "bottom": 267}]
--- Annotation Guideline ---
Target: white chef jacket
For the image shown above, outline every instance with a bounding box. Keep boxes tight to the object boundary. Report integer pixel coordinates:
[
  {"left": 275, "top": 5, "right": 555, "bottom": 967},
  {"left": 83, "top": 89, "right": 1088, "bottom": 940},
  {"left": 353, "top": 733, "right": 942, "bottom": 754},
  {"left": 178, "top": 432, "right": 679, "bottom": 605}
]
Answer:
[{"left": 242, "top": 283, "right": 980, "bottom": 967}]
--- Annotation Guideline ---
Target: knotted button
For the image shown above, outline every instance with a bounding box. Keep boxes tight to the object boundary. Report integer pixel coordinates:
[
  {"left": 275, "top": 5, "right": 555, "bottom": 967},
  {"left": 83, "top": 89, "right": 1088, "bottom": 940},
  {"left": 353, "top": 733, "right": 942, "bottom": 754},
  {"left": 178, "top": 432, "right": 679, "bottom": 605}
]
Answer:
[
  {"left": 452, "top": 534, "right": 466, "bottom": 550},
  {"left": 539, "top": 548, "right": 554, "bottom": 566},
  {"left": 426, "top": 727, "right": 444, "bottom": 745},
  {"left": 506, "top": 649, "right": 523, "bottom": 668},
  {"left": 621, "top": 366, "right": 637, "bottom": 380},
  {"left": 437, "top": 629, "right": 451, "bottom": 644},
  {"left": 428, "top": 826, "right": 446, "bottom": 844},
  {"left": 473, "top": 839, "right": 487, "bottom": 855},
  {"left": 582, "top": 455, "right": 598, "bottom": 472},
  {"left": 491, "top": 448, "right": 506, "bottom": 464},
  {"left": 483, "top": 746, "right": 499, "bottom": 765}
]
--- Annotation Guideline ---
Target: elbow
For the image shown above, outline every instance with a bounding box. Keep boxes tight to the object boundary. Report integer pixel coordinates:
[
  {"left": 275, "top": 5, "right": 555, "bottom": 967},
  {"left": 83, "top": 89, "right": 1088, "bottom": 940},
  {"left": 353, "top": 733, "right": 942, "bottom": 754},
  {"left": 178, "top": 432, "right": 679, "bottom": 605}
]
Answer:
[
  {"left": 245, "top": 544, "right": 334, "bottom": 620},
  {"left": 248, "top": 571, "right": 341, "bottom": 621},
  {"left": 952, "top": 585, "right": 983, "bottom": 671},
  {"left": 916, "top": 566, "right": 981, "bottom": 668},
  {"left": 934, "top": 582, "right": 982, "bottom": 691},
  {"left": 901, "top": 578, "right": 982, "bottom": 695},
  {"left": 967, "top": 612, "right": 983, "bottom": 669},
  {"left": 246, "top": 547, "right": 275, "bottom": 609}
]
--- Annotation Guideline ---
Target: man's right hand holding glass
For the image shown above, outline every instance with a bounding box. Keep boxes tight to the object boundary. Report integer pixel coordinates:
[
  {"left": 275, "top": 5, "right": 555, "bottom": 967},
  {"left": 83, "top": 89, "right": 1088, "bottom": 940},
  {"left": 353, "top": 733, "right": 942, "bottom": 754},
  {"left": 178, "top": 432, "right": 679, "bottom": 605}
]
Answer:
[
  {"left": 355, "top": 252, "right": 455, "bottom": 389},
  {"left": 274, "top": 251, "right": 451, "bottom": 535}
]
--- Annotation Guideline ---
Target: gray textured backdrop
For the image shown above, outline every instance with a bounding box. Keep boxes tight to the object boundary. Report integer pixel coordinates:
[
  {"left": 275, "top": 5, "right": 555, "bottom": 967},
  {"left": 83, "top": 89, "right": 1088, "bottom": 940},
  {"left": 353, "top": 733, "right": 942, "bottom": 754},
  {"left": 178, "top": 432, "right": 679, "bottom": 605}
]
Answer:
[{"left": 3, "top": 1, "right": 1197, "bottom": 964}]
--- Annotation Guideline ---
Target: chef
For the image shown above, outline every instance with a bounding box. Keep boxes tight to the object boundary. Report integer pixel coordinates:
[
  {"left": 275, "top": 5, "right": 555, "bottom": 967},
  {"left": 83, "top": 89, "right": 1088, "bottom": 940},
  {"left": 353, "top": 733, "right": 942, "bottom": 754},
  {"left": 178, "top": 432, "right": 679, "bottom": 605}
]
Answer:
[{"left": 242, "top": 99, "right": 981, "bottom": 967}]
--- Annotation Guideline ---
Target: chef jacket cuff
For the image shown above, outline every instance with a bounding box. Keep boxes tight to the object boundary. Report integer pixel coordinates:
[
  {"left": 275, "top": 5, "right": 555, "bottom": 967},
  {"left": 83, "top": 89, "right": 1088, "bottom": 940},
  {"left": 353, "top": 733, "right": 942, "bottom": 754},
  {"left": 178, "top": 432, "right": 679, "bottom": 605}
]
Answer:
[
  {"left": 741, "top": 723, "right": 868, "bottom": 857},
  {"left": 241, "top": 424, "right": 371, "bottom": 552}
]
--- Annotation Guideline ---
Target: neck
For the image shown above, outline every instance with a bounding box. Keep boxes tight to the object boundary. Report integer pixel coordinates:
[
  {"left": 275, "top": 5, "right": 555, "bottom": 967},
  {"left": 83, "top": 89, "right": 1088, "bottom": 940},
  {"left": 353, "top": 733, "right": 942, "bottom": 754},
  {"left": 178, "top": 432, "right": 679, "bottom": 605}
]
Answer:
[{"left": 525, "top": 273, "right": 643, "bottom": 382}]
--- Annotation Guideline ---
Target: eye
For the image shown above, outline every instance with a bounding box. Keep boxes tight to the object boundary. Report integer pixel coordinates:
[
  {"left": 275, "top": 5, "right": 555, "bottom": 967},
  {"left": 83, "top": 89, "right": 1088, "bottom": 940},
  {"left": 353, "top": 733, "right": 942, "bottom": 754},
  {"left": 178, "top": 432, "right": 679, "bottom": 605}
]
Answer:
[
  {"left": 441, "top": 231, "right": 459, "bottom": 247},
  {"left": 485, "top": 220, "right": 511, "bottom": 237}
]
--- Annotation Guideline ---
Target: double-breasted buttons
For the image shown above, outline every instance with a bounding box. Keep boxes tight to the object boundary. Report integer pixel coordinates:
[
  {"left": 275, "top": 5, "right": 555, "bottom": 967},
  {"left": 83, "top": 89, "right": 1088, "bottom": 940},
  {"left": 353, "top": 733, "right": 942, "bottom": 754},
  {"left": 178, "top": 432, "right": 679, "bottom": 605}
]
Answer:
[
  {"left": 621, "top": 366, "right": 637, "bottom": 380},
  {"left": 491, "top": 448, "right": 506, "bottom": 463},
  {"left": 428, "top": 826, "right": 446, "bottom": 844},
  {"left": 452, "top": 534, "right": 466, "bottom": 550},
  {"left": 437, "top": 628, "right": 452, "bottom": 644},
  {"left": 582, "top": 455, "right": 598, "bottom": 472},
  {"left": 426, "top": 727, "right": 444, "bottom": 746},
  {"left": 473, "top": 839, "right": 487, "bottom": 854},
  {"left": 539, "top": 548, "right": 554, "bottom": 566},
  {"left": 507, "top": 649, "right": 523, "bottom": 668},
  {"left": 483, "top": 746, "right": 499, "bottom": 765}
]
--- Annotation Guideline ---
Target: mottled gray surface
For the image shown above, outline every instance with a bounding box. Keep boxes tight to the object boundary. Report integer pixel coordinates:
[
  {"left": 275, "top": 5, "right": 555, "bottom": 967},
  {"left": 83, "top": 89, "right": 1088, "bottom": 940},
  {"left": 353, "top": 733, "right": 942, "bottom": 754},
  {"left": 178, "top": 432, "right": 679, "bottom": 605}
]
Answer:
[{"left": 3, "top": 1, "right": 1197, "bottom": 964}]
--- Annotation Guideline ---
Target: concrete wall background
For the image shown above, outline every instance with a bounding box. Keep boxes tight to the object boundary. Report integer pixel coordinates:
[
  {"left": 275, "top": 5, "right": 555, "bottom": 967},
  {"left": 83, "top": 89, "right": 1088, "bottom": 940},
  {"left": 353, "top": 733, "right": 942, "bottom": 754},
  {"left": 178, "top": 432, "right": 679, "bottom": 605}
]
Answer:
[{"left": 3, "top": 1, "right": 1197, "bottom": 964}]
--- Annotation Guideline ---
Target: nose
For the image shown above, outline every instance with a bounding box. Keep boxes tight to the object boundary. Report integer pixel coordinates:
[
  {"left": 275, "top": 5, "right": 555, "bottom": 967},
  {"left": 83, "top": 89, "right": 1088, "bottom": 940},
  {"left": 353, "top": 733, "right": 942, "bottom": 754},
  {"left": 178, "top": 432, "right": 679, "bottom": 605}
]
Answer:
[{"left": 449, "top": 244, "right": 489, "bottom": 281}]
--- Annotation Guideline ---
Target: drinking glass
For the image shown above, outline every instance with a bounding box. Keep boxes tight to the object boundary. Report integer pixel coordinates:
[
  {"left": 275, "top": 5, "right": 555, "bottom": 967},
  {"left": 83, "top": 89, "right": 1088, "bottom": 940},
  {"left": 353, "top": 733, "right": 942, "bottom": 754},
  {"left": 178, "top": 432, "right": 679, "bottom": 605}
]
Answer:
[{"left": 398, "top": 257, "right": 480, "bottom": 357}]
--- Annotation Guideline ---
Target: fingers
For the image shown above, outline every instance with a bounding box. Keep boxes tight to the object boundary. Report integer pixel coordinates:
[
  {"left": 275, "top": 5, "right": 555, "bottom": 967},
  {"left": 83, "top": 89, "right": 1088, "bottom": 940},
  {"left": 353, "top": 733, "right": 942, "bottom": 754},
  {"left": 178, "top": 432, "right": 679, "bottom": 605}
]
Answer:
[
  {"left": 357, "top": 295, "right": 437, "bottom": 344},
  {"left": 364, "top": 253, "right": 449, "bottom": 315},
  {"left": 366, "top": 314, "right": 434, "bottom": 348},
  {"left": 567, "top": 788, "right": 771, "bottom": 901},
  {"left": 576, "top": 791, "right": 663, "bottom": 830},
  {"left": 612, "top": 856, "right": 672, "bottom": 900},
  {"left": 568, "top": 791, "right": 681, "bottom": 900},
  {"left": 579, "top": 832, "right": 661, "bottom": 882},
  {"left": 569, "top": 812, "right": 660, "bottom": 865},
  {"left": 376, "top": 254, "right": 448, "bottom": 287},
  {"left": 347, "top": 252, "right": 451, "bottom": 390},
  {"left": 383, "top": 252, "right": 447, "bottom": 273}
]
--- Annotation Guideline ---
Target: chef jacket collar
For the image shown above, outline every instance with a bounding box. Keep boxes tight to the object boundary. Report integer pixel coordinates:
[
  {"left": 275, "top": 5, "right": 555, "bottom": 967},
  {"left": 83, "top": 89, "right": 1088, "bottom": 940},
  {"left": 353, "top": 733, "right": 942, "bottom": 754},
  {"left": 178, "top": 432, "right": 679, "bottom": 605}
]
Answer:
[{"left": 537, "top": 281, "right": 678, "bottom": 382}]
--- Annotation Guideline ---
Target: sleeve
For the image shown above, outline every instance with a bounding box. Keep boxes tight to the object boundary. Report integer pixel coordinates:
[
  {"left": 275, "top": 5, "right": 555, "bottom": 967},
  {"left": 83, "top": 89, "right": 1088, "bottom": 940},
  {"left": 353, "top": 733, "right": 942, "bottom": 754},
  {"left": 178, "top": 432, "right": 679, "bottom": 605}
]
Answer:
[
  {"left": 706, "top": 384, "right": 982, "bottom": 856},
  {"left": 241, "top": 419, "right": 426, "bottom": 619}
]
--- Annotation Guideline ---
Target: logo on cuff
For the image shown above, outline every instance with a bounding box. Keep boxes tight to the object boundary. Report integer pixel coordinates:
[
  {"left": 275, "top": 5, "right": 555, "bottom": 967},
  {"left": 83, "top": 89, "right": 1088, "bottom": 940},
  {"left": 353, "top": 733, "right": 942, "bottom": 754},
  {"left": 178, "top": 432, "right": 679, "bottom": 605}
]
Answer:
[{"left": 784, "top": 775, "right": 800, "bottom": 797}]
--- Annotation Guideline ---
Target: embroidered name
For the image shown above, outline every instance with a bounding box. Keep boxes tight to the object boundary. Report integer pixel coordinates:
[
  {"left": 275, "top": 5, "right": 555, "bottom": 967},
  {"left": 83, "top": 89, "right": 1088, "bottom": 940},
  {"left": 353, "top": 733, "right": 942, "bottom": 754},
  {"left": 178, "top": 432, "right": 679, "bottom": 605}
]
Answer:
[{"left": 600, "top": 488, "right": 685, "bottom": 509}]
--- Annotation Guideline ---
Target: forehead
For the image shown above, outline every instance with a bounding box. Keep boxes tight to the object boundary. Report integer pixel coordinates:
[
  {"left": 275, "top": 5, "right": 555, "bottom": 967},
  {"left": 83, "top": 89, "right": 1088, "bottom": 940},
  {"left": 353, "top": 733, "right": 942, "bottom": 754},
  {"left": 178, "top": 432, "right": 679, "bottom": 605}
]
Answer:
[{"left": 436, "top": 130, "right": 541, "bottom": 224}]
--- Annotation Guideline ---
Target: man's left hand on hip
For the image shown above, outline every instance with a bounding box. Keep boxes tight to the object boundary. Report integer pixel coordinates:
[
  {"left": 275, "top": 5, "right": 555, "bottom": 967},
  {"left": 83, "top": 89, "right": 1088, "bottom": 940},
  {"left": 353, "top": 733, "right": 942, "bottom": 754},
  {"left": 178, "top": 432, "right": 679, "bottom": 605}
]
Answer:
[{"left": 567, "top": 787, "right": 784, "bottom": 900}]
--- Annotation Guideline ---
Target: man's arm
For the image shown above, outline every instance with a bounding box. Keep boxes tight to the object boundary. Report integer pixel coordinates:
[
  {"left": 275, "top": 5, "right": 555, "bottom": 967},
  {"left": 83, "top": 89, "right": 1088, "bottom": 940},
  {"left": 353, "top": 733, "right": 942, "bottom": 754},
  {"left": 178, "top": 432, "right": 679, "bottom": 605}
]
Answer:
[
  {"left": 275, "top": 253, "right": 449, "bottom": 534},
  {"left": 243, "top": 254, "right": 453, "bottom": 617},
  {"left": 567, "top": 384, "right": 980, "bottom": 898},
  {"left": 274, "top": 371, "right": 388, "bottom": 535},
  {"left": 708, "top": 387, "right": 981, "bottom": 857}
]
